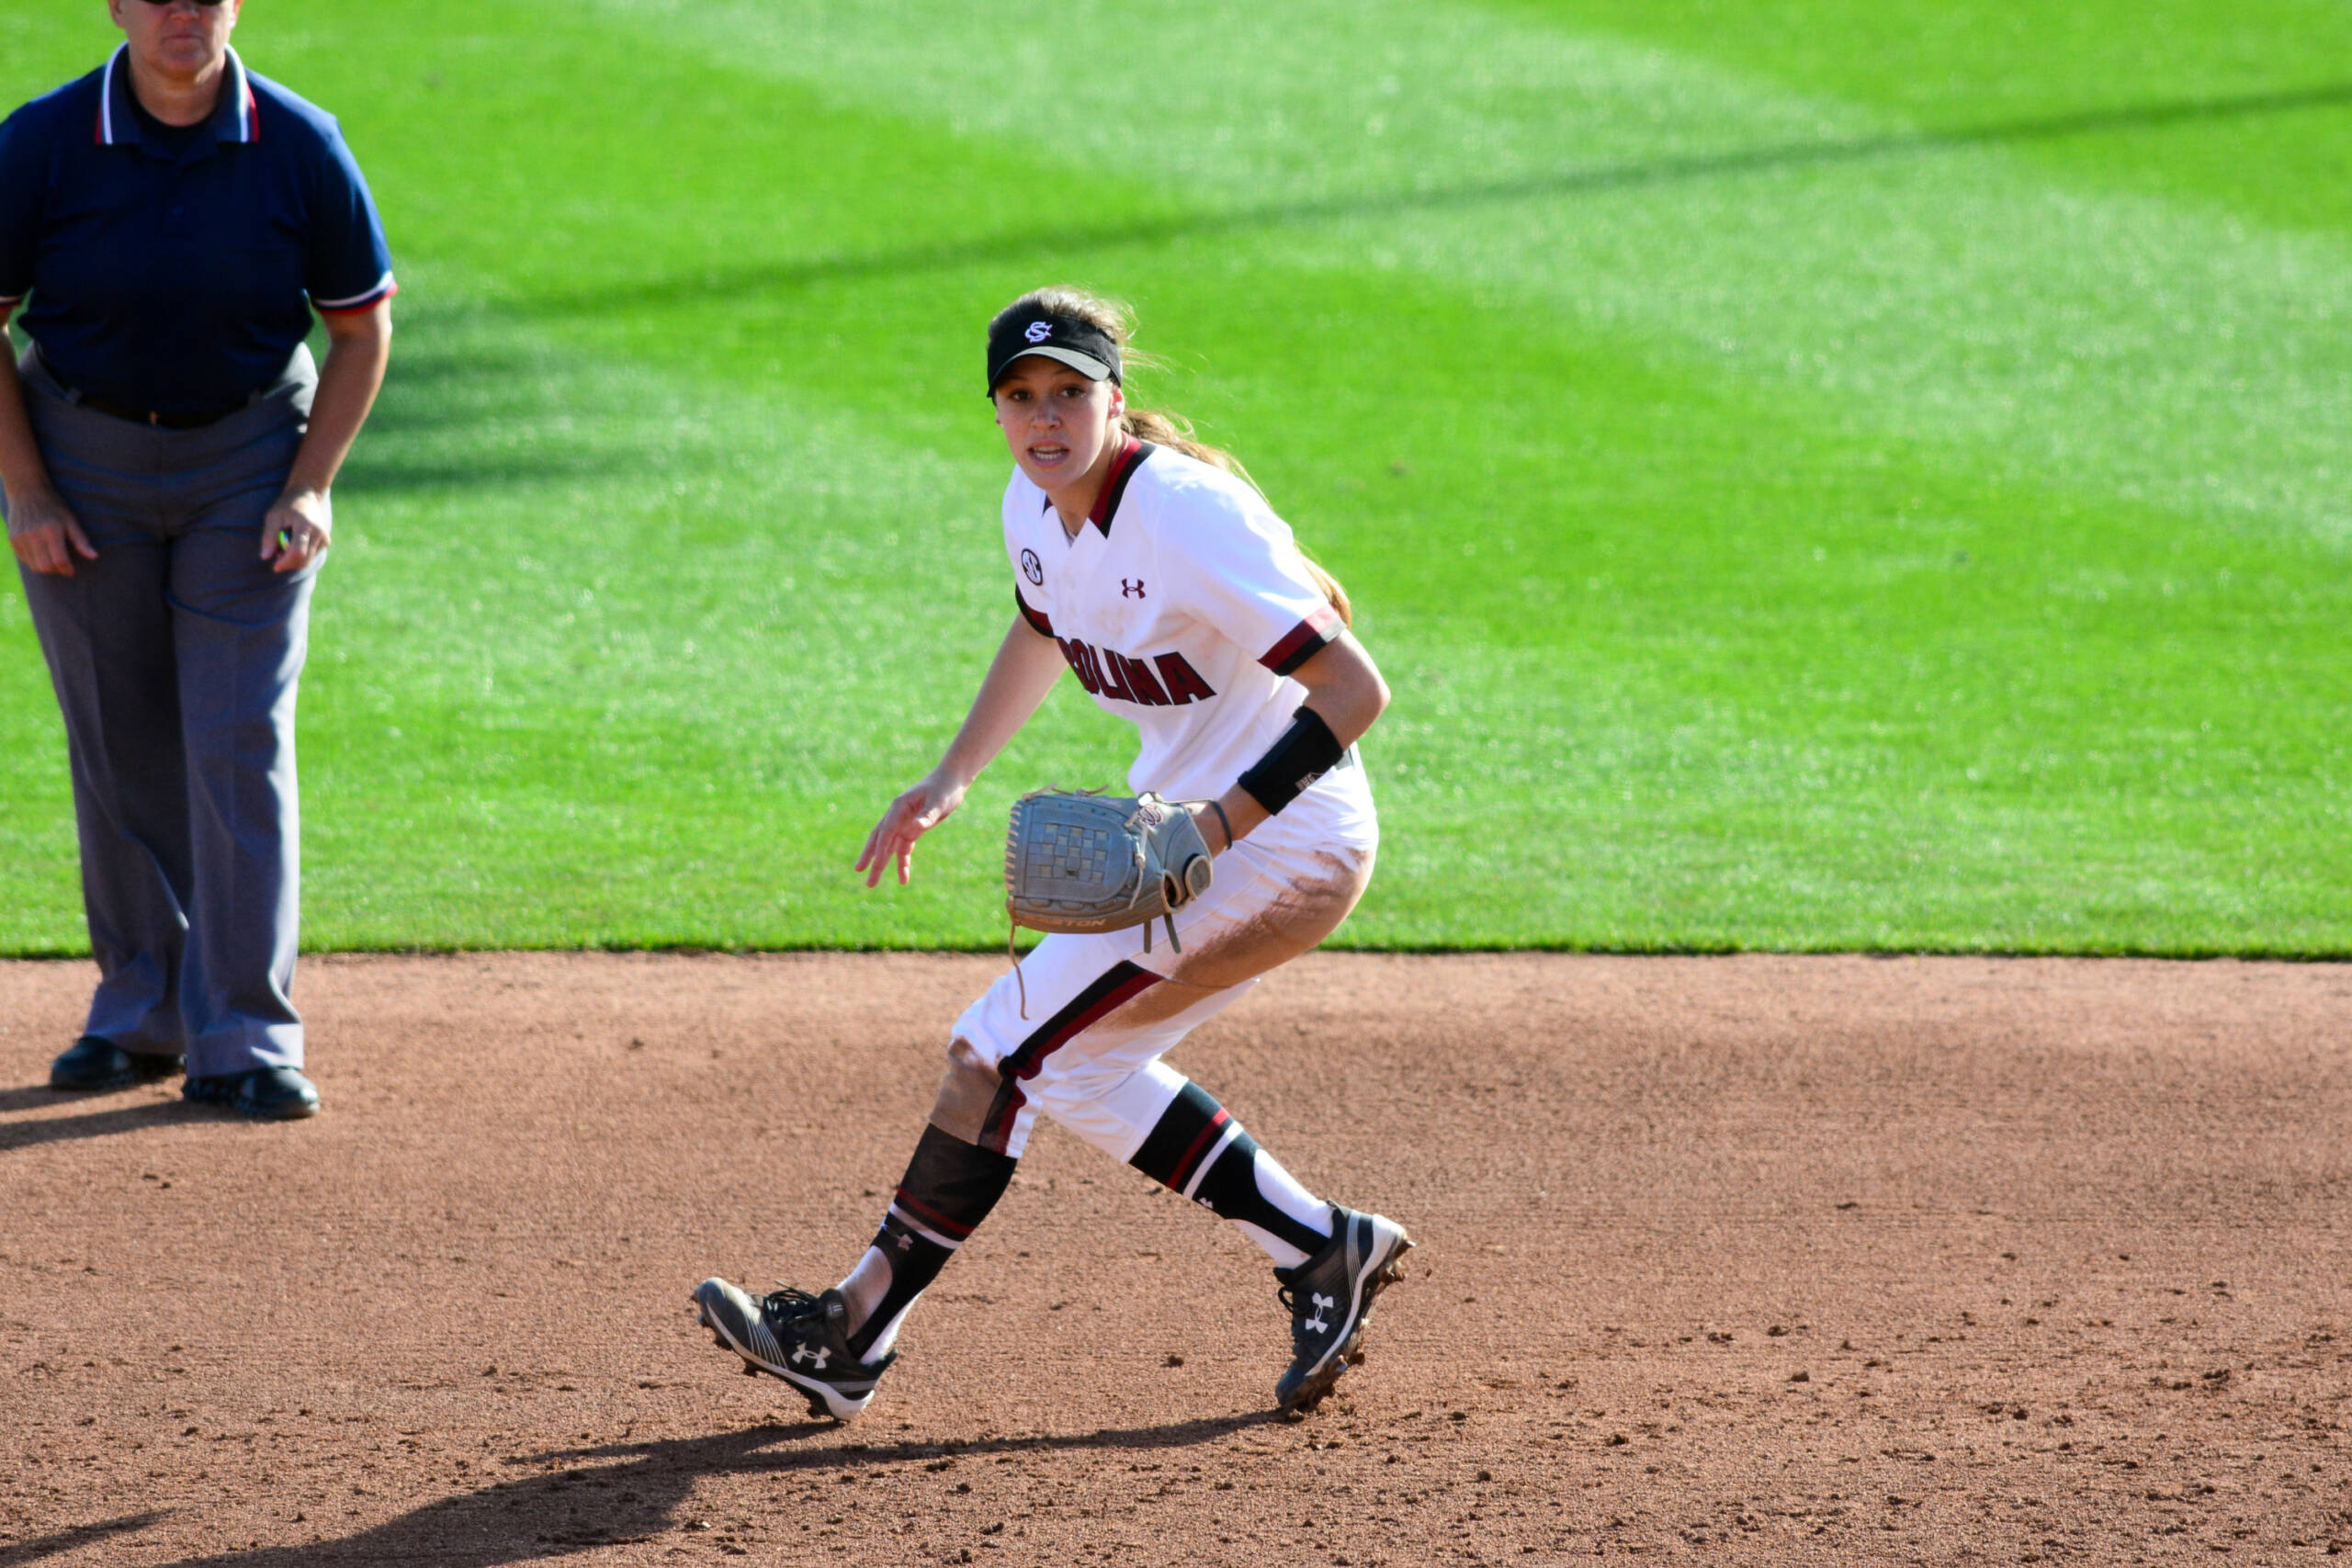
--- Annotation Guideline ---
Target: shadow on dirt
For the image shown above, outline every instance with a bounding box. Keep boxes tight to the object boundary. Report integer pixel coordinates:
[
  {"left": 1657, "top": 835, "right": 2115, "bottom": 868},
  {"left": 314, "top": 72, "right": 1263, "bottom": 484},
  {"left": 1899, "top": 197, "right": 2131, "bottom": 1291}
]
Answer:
[
  {"left": 127, "top": 1414, "right": 1274, "bottom": 1565},
  {"left": 0, "top": 1511, "right": 172, "bottom": 1567},
  {"left": 0, "top": 1097, "right": 217, "bottom": 1155}
]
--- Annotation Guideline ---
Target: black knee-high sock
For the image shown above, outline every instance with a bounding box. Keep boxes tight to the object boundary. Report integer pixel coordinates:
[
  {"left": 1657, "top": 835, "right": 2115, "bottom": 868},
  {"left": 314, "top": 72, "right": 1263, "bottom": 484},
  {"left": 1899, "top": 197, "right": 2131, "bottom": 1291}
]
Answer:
[
  {"left": 1129, "top": 1080, "right": 1334, "bottom": 1260},
  {"left": 846, "top": 1123, "right": 1017, "bottom": 1360}
]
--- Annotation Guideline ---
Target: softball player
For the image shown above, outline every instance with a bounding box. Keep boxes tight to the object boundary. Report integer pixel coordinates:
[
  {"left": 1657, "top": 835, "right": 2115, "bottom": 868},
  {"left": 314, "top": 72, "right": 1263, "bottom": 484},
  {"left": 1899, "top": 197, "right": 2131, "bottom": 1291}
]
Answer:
[{"left": 695, "top": 287, "right": 1410, "bottom": 1420}]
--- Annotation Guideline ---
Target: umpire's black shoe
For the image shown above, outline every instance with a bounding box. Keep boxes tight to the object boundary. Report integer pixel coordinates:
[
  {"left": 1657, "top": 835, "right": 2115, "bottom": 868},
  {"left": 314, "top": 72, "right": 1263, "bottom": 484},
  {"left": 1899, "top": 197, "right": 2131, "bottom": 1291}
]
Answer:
[
  {"left": 1274, "top": 1207, "right": 1414, "bottom": 1416},
  {"left": 50, "top": 1035, "right": 185, "bottom": 1093},
  {"left": 692, "top": 1280, "right": 893, "bottom": 1422},
  {"left": 183, "top": 1066, "right": 321, "bottom": 1121}
]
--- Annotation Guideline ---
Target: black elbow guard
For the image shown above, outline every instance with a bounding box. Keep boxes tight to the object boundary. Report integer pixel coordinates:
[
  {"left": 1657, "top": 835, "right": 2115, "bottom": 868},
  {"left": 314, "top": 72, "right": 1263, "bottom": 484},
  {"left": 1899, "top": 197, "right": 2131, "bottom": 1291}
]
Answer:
[{"left": 1237, "top": 705, "right": 1346, "bottom": 817}]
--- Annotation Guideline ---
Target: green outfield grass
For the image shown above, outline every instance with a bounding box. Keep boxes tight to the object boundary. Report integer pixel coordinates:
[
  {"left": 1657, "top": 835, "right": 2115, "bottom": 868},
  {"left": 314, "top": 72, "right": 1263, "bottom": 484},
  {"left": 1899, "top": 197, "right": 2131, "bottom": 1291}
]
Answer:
[{"left": 2, "top": 0, "right": 2346, "bottom": 953}]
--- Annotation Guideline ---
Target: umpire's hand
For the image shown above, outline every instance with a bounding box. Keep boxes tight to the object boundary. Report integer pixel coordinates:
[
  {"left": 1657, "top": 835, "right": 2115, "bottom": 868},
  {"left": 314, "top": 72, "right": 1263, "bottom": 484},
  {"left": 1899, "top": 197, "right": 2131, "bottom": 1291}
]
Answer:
[
  {"left": 5, "top": 485, "right": 97, "bottom": 577},
  {"left": 261, "top": 483, "right": 333, "bottom": 574}
]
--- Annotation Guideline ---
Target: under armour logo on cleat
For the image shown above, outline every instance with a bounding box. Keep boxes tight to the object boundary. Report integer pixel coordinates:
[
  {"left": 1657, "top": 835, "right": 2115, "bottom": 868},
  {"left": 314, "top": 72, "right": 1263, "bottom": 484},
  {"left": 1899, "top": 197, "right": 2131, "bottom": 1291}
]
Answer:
[
  {"left": 792, "top": 1345, "right": 831, "bottom": 1371},
  {"left": 1121, "top": 579, "right": 1146, "bottom": 599},
  {"left": 1306, "top": 1293, "right": 1334, "bottom": 1334}
]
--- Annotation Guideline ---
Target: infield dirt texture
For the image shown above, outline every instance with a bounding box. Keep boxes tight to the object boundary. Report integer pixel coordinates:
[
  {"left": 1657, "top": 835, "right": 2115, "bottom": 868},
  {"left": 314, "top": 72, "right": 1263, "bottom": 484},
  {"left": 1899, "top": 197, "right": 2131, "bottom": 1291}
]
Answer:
[{"left": 6, "top": 953, "right": 2348, "bottom": 1565}]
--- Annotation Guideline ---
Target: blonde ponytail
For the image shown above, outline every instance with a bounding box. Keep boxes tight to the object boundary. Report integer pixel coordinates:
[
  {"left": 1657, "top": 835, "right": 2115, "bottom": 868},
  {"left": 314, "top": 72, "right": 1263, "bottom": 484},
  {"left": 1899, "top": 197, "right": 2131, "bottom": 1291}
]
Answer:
[
  {"left": 990, "top": 285, "right": 1354, "bottom": 629},
  {"left": 1301, "top": 558, "right": 1353, "bottom": 628}
]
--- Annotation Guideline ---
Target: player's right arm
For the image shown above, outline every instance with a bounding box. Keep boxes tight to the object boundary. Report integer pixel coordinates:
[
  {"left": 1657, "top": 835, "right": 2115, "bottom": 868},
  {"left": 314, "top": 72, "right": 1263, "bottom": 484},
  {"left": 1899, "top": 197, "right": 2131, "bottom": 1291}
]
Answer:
[{"left": 855, "top": 613, "right": 1066, "bottom": 887}]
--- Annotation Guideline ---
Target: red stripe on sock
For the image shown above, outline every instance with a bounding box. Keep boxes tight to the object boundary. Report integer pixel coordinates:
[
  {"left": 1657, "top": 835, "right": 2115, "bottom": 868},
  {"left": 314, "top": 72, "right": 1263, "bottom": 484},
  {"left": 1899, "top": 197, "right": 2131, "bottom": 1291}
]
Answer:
[
  {"left": 892, "top": 1190, "right": 975, "bottom": 1242},
  {"left": 1169, "top": 1107, "right": 1231, "bottom": 1190}
]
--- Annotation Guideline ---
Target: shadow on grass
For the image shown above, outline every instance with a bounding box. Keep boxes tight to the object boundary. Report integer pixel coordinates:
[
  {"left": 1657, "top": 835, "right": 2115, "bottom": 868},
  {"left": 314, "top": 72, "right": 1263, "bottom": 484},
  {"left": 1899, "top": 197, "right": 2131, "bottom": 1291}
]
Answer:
[
  {"left": 137, "top": 1415, "right": 1273, "bottom": 1566},
  {"left": 526, "top": 79, "right": 2352, "bottom": 315},
  {"left": 332, "top": 455, "right": 650, "bottom": 496},
  {"left": 328, "top": 323, "right": 670, "bottom": 498}
]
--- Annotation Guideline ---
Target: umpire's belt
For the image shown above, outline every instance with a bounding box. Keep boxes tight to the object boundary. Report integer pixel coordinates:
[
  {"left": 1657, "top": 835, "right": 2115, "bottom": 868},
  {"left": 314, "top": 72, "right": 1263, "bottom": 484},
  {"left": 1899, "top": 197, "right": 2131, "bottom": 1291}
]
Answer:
[
  {"left": 31, "top": 347, "right": 268, "bottom": 431},
  {"left": 62, "top": 385, "right": 264, "bottom": 430}
]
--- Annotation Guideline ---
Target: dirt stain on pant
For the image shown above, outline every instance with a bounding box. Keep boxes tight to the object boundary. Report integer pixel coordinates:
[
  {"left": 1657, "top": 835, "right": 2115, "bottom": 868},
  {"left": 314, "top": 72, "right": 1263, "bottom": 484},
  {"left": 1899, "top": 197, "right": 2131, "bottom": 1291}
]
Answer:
[
  {"left": 1102, "top": 842, "right": 1375, "bottom": 1030},
  {"left": 923, "top": 845, "right": 1375, "bottom": 1141}
]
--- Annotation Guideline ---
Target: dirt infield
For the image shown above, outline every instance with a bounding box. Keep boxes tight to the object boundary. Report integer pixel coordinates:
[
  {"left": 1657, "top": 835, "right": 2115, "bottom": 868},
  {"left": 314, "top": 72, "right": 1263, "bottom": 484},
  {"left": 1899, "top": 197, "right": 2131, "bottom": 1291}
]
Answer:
[{"left": 3, "top": 953, "right": 2347, "bottom": 1566}]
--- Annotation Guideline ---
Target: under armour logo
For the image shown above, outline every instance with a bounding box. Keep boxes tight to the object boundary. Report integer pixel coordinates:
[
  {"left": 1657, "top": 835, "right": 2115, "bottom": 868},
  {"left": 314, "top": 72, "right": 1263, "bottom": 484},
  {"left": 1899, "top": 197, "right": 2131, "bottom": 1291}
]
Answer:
[
  {"left": 1306, "top": 1293, "right": 1334, "bottom": 1334},
  {"left": 1121, "top": 579, "right": 1146, "bottom": 599},
  {"left": 792, "top": 1344, "right": 831, "bottom": 1371},
  {"left": 1024, "top": 321, "right": 1053, "bottom": 344}
]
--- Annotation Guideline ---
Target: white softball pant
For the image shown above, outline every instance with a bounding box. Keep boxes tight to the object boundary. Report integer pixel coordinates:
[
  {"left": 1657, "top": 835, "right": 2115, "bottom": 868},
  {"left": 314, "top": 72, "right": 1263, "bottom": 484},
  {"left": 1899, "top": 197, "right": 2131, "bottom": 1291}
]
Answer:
[{"left": 944, "top": 762, "right": 1377, "bottom": 1162}]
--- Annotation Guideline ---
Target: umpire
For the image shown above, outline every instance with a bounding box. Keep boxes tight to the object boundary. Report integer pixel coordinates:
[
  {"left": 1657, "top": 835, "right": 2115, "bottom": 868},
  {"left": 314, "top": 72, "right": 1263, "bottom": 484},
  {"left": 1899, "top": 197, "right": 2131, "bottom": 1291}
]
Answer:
[{"left": 0, "top": 0, "right": 393, "bottom": 1119}]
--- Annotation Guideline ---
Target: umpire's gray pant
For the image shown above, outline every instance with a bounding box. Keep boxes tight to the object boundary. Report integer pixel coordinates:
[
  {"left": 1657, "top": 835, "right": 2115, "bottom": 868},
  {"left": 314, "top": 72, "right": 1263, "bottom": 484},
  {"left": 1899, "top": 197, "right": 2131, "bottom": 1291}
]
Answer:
[{"left": 10, "top": 345, "right": 318, "bottom": 1078}]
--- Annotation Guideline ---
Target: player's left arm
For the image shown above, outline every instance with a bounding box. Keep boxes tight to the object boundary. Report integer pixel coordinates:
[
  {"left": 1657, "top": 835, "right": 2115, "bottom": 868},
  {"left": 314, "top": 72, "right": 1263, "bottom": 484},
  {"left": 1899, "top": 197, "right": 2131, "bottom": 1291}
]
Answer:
[
  {"left": 1192, "top": 631, "right": 1387, "bottom": 852},
  {"left": 858, "top": 612, "right": 1069, "bottom": 887}
]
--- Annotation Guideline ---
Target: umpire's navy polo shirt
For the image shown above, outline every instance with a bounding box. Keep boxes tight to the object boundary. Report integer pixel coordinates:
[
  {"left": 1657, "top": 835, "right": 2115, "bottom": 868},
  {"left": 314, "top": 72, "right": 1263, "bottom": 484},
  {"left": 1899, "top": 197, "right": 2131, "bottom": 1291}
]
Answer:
[{"left": 0, "top": 45, "right": 395, "bottom": 419}]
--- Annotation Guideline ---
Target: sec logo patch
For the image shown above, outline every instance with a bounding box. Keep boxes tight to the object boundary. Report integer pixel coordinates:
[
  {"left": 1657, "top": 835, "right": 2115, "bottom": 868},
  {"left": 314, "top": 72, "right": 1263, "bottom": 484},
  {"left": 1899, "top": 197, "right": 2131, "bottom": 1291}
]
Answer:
[{"left": 1021, "top": 548, "right": 1044, "bottom": 586}]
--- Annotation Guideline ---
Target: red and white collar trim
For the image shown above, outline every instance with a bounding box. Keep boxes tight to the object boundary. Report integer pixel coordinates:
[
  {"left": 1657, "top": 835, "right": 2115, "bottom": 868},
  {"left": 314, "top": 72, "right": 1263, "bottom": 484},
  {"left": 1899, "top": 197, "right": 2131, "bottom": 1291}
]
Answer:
[
  {"left": 312, "top": 272, "right": 399, "bottom": 314},
  {"left": 97, "top": 43, "right": 256, "bottom": 148}
]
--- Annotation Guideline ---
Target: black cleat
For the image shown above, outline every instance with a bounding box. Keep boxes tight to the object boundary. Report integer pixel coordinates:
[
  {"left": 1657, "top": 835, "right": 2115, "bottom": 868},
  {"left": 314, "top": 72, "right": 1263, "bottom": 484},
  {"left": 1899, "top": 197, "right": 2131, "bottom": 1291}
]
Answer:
[
  {"left": 50, "top": 1036, "right": 183, "bottom": 1093},
  {"left": 691, "top": 1280, "right": 892, "bottom": 1421},
  {"left": 1274, "top": 1207, "right": 1413, "bottom": 1415},
  {"left": 183, "top": 1066, "right": 321, "bottom": 1120}
]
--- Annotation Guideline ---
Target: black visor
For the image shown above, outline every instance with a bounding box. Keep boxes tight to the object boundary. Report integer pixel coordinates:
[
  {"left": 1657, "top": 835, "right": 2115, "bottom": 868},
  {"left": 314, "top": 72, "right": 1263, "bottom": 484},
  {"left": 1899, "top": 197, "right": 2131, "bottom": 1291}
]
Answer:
[{"left": 987, "top": 311, "right": 1121, "bottom": 392}]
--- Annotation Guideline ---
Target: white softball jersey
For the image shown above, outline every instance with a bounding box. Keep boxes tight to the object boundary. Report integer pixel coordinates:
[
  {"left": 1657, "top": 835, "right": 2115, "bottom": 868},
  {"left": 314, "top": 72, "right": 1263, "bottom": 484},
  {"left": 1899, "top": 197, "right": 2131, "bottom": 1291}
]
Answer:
[
  {"left": 956, "top": 437, "right": 1378, "bottom": 1161},
  {"left": 1003, "top": 436, "right": 1360, "bottom": 807}
]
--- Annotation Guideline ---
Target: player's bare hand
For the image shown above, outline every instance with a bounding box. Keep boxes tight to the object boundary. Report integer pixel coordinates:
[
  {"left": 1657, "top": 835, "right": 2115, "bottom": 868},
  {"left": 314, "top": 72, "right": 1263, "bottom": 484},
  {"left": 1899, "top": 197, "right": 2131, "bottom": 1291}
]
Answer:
[
  {"left": 857, "top": 771, "right": 970, "bottom": 888},
  {"left": 261, "top": 485, "right": 333, "bottom": 574},
  {"left": 5, "top": 486, "right": 97, "bottom": 577}
]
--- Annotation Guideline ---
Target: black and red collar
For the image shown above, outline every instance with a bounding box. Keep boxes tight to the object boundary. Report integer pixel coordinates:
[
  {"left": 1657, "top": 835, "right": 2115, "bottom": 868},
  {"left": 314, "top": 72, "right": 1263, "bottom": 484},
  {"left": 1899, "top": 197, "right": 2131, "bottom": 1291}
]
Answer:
[
  {"left": 1087, "top": 436, "right": 1153, "bottom": 536},
  {"left": 1036, "top": 437, "right": 1156, "bottom": 537}
]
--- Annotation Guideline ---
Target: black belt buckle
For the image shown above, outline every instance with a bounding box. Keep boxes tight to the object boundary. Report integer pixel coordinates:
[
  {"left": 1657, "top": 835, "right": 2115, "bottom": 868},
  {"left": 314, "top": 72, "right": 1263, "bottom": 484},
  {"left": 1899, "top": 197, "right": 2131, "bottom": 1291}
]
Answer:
[
  {"left": 126, "top": 400, "right": 242, "bottom": 431},
  {"left": 68, "top": 386, "right": 253, "bottom": 430},
  {"left": 32, "top": 346, "right": 264, "bottom": 430},
  {"left": 147, "top": 406, "right": 231, "bottom": 431}
]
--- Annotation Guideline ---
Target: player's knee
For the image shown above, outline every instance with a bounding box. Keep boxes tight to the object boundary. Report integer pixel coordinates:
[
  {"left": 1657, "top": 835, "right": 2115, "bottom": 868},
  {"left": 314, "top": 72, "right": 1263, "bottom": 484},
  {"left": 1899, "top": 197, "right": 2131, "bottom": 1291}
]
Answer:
[
  {"left": 926, "top": 1036, "right": 1001, "bottom": 1145},
  {"left": 1025, "top": 1069, "right": 1148, "bottom": 1160},
  {"left": 1025, "top": 1064, "right": 1121, "bottom": 1122}
]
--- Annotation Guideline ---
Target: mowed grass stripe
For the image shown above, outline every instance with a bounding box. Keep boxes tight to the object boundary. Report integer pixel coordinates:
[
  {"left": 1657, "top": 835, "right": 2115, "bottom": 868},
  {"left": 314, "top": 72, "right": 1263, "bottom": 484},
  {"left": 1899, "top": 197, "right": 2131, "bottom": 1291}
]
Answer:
[
  {"left": 1498, "top": 0, "right": 2352, "bottom": 239},
  {"left": 1, "top": 2, "right": 2344, "bottom": 953},
  {"left": 610, "top": 0, "right": 2352, "bottom": 546},
  {"left": 554, "top": 0, "right": 2352, "bottom": 950}
]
